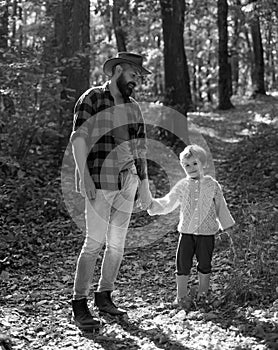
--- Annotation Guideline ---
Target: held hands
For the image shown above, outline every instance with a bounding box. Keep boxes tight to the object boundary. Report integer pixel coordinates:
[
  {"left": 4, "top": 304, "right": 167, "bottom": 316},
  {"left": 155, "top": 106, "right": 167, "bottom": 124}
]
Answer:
[
  {"left": 137, "top": 179, "right": 152, "bottom": 210},
  {"left": 147, "top": 199, "right": 161, "bottom": 216},
  {"left": 80, "top": 171, "right": 96, "bottom": 200}
]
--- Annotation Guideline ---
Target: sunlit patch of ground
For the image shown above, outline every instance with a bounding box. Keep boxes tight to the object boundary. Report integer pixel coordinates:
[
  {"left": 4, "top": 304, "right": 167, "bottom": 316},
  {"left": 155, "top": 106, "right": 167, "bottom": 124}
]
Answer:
[{"left": 1, "top": 95, "right": 278, "bottom": 350}]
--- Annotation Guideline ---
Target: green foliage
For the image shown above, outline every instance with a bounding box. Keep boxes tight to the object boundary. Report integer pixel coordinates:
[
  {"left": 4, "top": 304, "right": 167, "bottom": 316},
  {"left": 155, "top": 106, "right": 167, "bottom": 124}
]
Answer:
[
  {"left": 222, "top": 210, "right": 277, "bottom": 305},
  {"left": 0, "top": 3, "right": 278, "bottom": 348},
  {"left": 0, "top": 49, "right": 71, "bottom": 165},
  {"left": 1, "top": 99, "right": 278, "bottom": 349},
  {"left": 215, "top": 115, "right": 278, "bottom": 307}
]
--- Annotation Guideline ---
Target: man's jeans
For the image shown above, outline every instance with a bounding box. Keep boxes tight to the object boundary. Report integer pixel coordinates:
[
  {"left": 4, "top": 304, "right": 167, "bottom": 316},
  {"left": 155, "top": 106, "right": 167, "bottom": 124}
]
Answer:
[{"left": 73, "top": 168, "right": 138, "bottom": 299}]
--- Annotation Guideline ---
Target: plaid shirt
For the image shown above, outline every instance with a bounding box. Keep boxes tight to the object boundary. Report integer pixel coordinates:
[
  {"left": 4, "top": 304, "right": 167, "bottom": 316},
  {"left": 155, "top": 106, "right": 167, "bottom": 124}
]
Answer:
[{"left": 70, "top": 81, "right": 148, "bottom": 191}]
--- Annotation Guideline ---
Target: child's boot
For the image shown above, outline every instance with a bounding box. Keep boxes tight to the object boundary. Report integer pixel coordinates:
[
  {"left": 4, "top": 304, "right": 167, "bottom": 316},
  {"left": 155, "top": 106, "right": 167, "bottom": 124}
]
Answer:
[
  {"left": 196, "top": 272, "right": 211, "bottom": 311},
  {"left": 197, "top": 272, "right": 210, "bottom": 296},
  {"left": 174, "top": 275, "right": 191, "bottom": 311}
]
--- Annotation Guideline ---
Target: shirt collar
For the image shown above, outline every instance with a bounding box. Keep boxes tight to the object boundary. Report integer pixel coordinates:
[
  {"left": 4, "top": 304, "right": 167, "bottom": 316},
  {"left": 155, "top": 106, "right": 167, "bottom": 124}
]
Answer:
[{"left": 102, "top": 81, "right": 111, "bottom": 92}]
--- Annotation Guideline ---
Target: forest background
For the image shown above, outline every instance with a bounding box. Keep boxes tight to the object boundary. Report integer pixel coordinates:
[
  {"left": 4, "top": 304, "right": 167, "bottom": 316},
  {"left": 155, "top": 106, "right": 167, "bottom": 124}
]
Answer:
[{"left": 0, "top": 0, "right": 278, "bottom": 349}]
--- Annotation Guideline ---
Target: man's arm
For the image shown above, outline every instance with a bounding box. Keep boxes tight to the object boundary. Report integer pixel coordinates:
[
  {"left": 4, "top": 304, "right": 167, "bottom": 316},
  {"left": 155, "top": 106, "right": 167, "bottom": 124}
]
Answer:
[
  {"left": 70, "top": 91, "right": 96, "bottom": 200},
  {"left": 135, "top": 119, "right": 148, "bottom": 181},
  {"left": 134, "top": 107, "right": 152, "bottom": 209},
  {"left": 72, "top": 137, "right": 96, "bottom": 200}
]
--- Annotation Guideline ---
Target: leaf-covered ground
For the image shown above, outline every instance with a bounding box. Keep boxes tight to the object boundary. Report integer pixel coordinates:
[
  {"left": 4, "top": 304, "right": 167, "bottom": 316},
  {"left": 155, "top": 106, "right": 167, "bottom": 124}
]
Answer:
[{"left": 1, "top": 95, "right": 278, "bottom": 350}]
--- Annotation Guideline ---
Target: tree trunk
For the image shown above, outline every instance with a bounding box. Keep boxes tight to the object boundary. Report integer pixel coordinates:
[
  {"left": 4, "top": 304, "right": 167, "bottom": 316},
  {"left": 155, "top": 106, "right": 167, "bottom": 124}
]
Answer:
[
  {"left": 270, "top": 49, "right": 276, "bottom": 90},
  {"left": 231, "top": 0, "right": 241, "bottom": 95},
  {"left": 217, "top": 0, "right": 234, "bottom": 110},
  {"left": 54, "top": 0, "right": 90, "bottom": 102},
  {"left": 11, "top": 0, "right": 17, "bottom": 47},
  {"left": 188, "top": 22, "right": 197, "bottom": 106},
  {"left": 243, "top": 26, "right": 253, "bottom": 95},
  {"left": 206, "top": 32, "right": 213, "bottom": 103},
  {"left": 160, "top": 0, "right": 192, "bottom": 114},
  {"left": 0, "top": 1, "right": 9, "bottom": 51},
  {"left": 112, "top": 0, "right": 127, "bottom": 52},
  {"left": 160, "top": 0, "right": 191, "bottom": 148},
  {"left": 250, "top": 15, "right": 266, "bottom": 95},
  {"left": 70, "top": 0, "right": 90, "bottom": 98},
  {"left": 133, "top": 0, "right": 141, "bottom": 46},
  {"left": 18, "top": 0, "right": 23, "bottom": 52}
]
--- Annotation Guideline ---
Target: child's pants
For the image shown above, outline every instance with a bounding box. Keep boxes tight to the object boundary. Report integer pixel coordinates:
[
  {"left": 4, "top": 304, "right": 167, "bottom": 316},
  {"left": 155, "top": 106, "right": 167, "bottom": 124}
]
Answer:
[{"left": 176, "top": 233, "right": 215, "bottom": 275}]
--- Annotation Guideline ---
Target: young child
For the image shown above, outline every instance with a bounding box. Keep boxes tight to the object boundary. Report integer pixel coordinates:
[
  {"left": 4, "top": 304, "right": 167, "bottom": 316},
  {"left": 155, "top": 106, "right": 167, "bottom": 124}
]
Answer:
[{"left": 147, "top": 144, "right": 235, "bottom": 310}]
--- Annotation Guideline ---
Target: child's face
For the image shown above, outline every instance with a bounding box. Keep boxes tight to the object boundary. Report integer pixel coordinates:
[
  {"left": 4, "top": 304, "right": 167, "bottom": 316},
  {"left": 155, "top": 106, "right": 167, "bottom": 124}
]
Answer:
[{"left": 181, "top": 156, "right": 204, "bottom": 179}]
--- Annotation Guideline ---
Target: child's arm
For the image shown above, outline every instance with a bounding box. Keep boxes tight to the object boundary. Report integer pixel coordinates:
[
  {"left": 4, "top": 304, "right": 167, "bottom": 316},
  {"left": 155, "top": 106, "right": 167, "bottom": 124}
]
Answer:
[
  {"left": 147, "top": 180, "right": 183, "bottom": 216},
  {"left": 147, "top": 198, "right": 165, "bottom": 215},
  {"left": 147, "top": 195, "right": 179, "bottom": 216},
  {"left": 214, "top": 183, "right": 235, "bottom": 230}
]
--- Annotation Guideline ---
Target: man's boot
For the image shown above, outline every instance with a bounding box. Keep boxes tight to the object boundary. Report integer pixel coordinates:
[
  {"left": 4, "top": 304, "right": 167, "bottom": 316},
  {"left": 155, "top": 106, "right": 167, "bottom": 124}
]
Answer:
[
  {"left": 72, "top": 298, "right": 101, "bottom": 330},
  {"left": 94, "top": 291, "right": 127, "bottom": 316}
]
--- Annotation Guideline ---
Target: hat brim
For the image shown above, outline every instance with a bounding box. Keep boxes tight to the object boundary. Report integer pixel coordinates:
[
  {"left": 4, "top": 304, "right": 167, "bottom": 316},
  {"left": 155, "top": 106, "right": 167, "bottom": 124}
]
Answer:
[{"left": 103, "top": 58, "right": 151, "bottom": 76}]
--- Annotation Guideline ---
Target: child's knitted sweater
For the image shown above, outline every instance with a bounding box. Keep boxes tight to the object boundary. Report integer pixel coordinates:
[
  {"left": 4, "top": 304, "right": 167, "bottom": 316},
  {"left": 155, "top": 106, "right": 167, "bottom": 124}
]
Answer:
[{"left": 148, "top": 175, "right": 235, "bottom": 235}]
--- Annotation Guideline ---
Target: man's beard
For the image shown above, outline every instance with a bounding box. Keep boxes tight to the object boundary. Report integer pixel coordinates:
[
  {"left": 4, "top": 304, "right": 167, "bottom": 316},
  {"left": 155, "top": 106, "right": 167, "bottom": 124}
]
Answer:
[{"left": 116, "top": 74, "right": 136, "bottom": 100}]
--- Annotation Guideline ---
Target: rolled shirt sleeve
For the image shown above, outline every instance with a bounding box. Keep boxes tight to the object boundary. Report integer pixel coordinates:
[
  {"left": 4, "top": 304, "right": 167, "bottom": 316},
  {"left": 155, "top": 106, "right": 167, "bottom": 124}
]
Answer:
[
  {"left": 70, "top": 91, "right": 96, "bottom": 193},
  {"left": 70, "top": 91, "right": 95, "bottom": 144}
]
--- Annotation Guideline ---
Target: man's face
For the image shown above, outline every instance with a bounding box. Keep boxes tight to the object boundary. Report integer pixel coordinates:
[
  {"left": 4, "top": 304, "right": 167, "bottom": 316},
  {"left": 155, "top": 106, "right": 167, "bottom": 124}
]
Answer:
[{"left": 116, "top": 66, "right": 140, "bottom": 99}]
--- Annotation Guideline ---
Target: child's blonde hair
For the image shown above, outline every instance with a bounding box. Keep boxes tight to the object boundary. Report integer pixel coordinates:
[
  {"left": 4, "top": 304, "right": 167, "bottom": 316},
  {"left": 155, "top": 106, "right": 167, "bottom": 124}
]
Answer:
[{"left": 179, "top": 144, "right": 207, "bottom": 167}]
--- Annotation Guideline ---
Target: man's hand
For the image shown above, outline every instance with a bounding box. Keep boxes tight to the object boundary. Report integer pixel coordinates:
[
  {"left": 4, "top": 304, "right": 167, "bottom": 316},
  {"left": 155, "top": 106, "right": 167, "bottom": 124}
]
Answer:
[
  {"left": 138, "top": 179, "right": 152, "bottom": 210},
  {"left": 80, "top": 172, "right": 96, "bottom": 200}
]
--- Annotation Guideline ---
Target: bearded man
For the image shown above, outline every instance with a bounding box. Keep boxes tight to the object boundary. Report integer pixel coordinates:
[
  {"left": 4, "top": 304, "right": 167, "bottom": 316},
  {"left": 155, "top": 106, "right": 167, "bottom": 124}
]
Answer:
[{"left": 70, "top": 52, "right": 152, "bottom": 330}]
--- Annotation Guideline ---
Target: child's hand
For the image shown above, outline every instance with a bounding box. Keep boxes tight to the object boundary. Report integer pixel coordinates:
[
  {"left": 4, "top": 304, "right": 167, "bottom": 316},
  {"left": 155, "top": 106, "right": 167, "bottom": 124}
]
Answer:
[
  {"left": 137, "top": 179, "right": 152, "bottom": 210},
  {"left": 224, "top": 226, "right": 237, "bottom": 265},
  {"left": 147, "top": 199, "right": 159, "bottom": 216},
  {"left": 225, "top": 223, "right": 237, "bottom": 236}
]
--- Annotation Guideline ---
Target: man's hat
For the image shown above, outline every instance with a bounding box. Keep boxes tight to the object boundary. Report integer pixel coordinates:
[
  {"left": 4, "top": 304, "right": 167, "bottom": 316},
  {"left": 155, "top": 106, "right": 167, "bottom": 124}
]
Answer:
[{"left": 103, "top": 52, "right": 151, "bottom": 76}]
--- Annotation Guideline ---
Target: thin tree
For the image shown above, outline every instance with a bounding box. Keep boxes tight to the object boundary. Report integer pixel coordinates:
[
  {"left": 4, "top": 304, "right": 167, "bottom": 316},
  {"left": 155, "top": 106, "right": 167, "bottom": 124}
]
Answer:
[
  {"left": 230, "top": 0, "right": 242, "bottom": 95},
  {"left": 264, "top": 18, "right": 276, "bottom": 90},
  {"left": 0, "top": 1, "right": 9, "bottom": 51},
  {"left": 249, "top": 9, "right": 266, "bottom": 95},
  {"left": 112, "top": 0, "right": 127, "bottom": 52},
  {"left": 217, "top": 0, "right": 234, "bottom": 109}
]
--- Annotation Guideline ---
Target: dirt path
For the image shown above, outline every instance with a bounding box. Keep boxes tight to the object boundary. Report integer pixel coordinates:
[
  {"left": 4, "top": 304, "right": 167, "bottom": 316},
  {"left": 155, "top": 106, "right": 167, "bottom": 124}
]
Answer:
[{"left": 1, "top": 96, "right": 278, "bottom": 350}]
